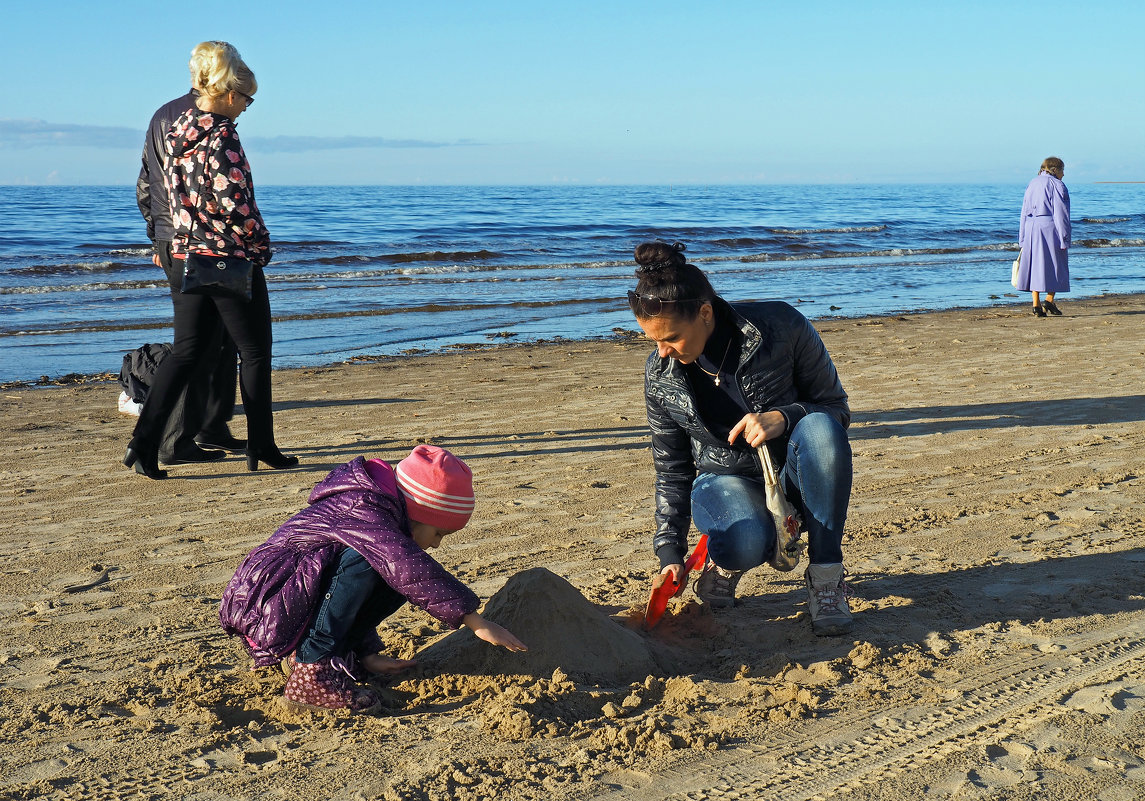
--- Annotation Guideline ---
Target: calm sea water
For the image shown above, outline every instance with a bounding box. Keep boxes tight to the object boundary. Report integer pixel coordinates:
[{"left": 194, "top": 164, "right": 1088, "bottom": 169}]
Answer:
[{"left": 1, "top": 183, "right": 1143, "bottom": 383}]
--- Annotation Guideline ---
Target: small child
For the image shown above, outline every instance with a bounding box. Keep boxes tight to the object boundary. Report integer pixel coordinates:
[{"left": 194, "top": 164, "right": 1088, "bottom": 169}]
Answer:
[{"left": 220, "top": 445, "right": 526, "bottom": 712}]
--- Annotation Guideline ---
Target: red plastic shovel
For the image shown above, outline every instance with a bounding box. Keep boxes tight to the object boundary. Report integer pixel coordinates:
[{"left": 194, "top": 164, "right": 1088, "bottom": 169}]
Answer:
[{"left": 643, "top": 533, "right": 709, "bottom": 630}]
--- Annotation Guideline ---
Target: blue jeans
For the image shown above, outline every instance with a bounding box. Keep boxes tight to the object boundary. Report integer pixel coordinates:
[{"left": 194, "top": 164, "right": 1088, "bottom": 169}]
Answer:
[
  {"left": 295, "top": 548, "right": 405, "bottom": 664},
  {"left": 691, "top": 413, "right": 852, "bottom": 570}
]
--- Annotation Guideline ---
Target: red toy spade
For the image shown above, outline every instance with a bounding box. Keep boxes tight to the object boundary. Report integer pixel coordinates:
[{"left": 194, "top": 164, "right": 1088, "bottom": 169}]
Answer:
[{"left": 643, "top": 534, "right": 709, "bottom": 630}]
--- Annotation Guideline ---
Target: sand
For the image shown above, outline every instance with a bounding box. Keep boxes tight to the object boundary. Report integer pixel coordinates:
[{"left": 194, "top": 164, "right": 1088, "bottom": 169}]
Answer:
[{"left": 2, "top": 294, "right": 1144, "bottom": 801}]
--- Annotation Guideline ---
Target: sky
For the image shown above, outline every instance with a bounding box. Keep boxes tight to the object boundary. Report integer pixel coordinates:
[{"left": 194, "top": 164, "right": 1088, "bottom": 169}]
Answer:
[{"left": 1, "top": 0, "right": 1142, "bottom": 185}]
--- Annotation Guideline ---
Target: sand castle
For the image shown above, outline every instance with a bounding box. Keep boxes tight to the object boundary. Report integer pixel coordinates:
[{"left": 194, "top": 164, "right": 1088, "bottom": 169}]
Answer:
[{"left": 417, "top": 567, "right": 674, "bottom": 684}]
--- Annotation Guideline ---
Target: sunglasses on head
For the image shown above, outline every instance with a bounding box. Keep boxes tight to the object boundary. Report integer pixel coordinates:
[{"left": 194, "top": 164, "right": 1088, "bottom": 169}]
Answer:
[{"left": 627, "top": 290, "right": 699, "bottom": 318}]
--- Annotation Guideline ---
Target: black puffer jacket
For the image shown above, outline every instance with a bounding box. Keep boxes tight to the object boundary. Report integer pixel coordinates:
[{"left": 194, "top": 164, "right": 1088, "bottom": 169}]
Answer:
[{"left": 645, "top": 298, "right": 850, "bottom": 568}]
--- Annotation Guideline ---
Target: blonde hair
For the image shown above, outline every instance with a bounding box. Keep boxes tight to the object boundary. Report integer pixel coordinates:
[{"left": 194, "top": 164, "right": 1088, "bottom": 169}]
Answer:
[
  {"left": 188, "top": 41, "right": 257, "bottom": 99},
  {"left": 1039, "top": 156, "right": 1064, "bottom": 177}
]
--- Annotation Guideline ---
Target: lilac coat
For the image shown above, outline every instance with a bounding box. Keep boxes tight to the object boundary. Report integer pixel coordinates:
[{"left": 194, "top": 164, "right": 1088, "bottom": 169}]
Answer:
[
  {"left": 1017, "top": 172, "right": 1071, "bottom": 293},
  {"left": 219, "top": 457, "right": 479, "bottom": 667}
]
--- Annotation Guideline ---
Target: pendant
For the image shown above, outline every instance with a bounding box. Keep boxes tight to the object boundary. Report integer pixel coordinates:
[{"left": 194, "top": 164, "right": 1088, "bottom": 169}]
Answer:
[{"left": 714, "top": 375, "right": 721, "bottom": 386}]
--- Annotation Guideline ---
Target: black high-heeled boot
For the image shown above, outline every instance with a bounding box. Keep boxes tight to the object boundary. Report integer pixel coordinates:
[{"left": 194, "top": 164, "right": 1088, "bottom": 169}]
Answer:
[
  {"left": 123, "top": 439, "right": 168, "bottom": 480},
  {"left": 246, "top": 446, "right": 299, "bottom": 472}
]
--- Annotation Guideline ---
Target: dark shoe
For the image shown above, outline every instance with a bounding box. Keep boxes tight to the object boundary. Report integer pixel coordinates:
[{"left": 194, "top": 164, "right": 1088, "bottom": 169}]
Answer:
[
  {"left": 160, "top": 445, "right": 226, "bottom": 466},
  {"left": 247, "top": 446, "right": 299, "bottom": 471},
  {"left": 123, "top": 439, "right": 167, "bottom": 480},
  {"left": 195, "top": 432, "right": 247, "bottom": 453},
  {"left": 805, "top": 563, "right": 853, "bottom": 636},
  {"left": 1031, "top": 305, "right": 1047, "bottom": 318},
  {"left": 1043, "top": 300, "right": 1062, "bottom": 316},
  {"left": 693, "top": 559, "right": 743, "bottom": 609}
]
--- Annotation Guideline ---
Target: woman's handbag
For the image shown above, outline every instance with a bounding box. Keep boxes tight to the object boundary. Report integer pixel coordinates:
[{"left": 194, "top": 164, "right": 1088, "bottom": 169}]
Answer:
[
  {"left": 181, "top": 253, "right": 254, "bottom": 301},
  {"left": 1010, "top": 249, "right": 1022, "bottom": 288},
  {"left": 758, "top": 444, "right": 802, "bottom": 572},
  {"left": 179, "top": 182, "right": 255, "bottom": 302}
]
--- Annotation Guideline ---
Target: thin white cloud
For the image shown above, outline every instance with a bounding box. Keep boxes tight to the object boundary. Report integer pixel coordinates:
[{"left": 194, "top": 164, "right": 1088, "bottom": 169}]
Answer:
[
  {"left": 0, "top": 119, "right": 481, "bottom": 151},
  {"left": 248, "top": 135, "right": 482, "bottom": 152},
  {"left": 0, "top": 119, "right": 141, "bottom": 149}
]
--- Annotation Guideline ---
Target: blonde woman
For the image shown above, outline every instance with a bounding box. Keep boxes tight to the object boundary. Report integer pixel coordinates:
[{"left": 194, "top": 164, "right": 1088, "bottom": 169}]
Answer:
[
  {"left": 1016, "top": 157, "right": 1071, "bottom": 317},
  {"left": 135, "top": 46, "right": 241, "bottom": 466},
  {"left": 125, "top": 42, "right": 296, "bottom": 479}
]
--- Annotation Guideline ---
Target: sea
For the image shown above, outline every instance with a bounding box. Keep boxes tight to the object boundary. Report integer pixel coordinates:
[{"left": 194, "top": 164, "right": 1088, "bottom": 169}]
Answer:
[{"left": 1, "top": 183, "right": 1143, "bottom": 384}]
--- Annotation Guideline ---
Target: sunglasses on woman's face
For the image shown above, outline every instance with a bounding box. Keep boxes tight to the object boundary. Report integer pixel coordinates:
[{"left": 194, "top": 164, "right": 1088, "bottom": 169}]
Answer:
[
  {"left": 627, "top": 290, "right": 698, "bottom": 318},
  {"left": 238, "top": 91, "right": 254, "bottom": 107}
]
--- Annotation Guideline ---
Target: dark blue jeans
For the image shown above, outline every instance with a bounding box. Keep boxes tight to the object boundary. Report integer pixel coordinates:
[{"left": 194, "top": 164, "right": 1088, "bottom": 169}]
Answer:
[
  {"left": 296, "top": 548, "right": 405, "bottom": 664},
  {"left": 691, "top": 412, "right": 852, "bottom": 570}
]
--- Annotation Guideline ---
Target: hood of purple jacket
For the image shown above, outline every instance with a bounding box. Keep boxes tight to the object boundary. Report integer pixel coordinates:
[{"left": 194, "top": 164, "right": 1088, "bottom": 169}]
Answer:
[
  {"left": 219, "top": 456, "right": 480, "bottom": 666},
  {"left": 308, "top": 455, "right": 397, "bottom": 505}
]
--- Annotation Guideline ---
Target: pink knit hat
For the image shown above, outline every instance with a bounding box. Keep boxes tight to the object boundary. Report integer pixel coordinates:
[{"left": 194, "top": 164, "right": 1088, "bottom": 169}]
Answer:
[{"left": 394, "top": 445, "right": 475, "bottom": 531}]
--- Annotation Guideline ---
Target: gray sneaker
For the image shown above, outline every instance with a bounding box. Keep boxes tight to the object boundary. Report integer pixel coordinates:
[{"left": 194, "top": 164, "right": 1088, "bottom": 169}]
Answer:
[
  {"left": 694, "top": 560, "right": 744, "bottom": 608},
  {"left": 805, "top": 563, "right": 853, "bottom": 636}
]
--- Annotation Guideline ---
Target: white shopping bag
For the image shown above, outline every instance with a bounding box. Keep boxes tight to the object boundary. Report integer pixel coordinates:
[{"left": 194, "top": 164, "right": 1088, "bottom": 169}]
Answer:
[
  {"left": 758, "top": 444, "right": 803, "bottom": 572},
  {"left": 117, "top": 391, "right": 142, "bottom": 416}
]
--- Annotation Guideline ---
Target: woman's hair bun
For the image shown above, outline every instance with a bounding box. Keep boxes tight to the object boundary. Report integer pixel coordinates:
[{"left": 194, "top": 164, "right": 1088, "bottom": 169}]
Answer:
[{"left": 634, "top": 241, "right": 687, "bottom": 274}]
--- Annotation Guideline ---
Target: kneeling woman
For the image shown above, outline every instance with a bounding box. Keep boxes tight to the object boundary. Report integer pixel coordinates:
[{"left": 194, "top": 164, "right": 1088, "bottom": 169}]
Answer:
[
  {"left": 628, "top": 241, "right": 854, "bottom": 635},
  {"left": 220, "top": 445, "right": 526, "bottom": 712}
]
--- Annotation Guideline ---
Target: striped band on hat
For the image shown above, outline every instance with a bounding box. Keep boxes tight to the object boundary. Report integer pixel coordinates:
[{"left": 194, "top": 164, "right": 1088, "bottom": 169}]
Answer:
[
  {"left": 395, "top": 465, "right": 476, "bottom": 516},
  {"left": 394, "top": 445, "right": 475, "bottom": 531}
]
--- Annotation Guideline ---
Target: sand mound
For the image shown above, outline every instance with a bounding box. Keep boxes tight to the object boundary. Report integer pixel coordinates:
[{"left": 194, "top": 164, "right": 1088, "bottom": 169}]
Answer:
[{"left": 417, "top": 567, "right": 669, "bottom": 684}]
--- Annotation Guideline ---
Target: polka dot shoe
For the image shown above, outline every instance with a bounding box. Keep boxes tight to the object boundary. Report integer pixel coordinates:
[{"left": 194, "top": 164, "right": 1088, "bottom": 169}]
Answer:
[{"left": 282, "top": 655, "right": 379, "bottom": 713}]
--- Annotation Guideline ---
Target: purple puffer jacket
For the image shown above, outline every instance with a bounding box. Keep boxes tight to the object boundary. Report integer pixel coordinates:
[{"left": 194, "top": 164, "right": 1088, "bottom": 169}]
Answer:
[{"left": 219, "top": 457, "right": 479, "bottom": 667}]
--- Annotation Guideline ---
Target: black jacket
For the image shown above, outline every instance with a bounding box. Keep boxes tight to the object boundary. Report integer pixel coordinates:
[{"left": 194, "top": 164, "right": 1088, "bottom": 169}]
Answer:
[
  {"left": 644, "top": 298, "right": 850, "bottom": 567},
  {"left": 135, "top": 90, "right": 198, "bottom": 244}
]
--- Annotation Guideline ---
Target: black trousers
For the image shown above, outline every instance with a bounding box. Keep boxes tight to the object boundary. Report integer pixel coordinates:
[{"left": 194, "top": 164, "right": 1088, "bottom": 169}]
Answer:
[
  {"left": 156, "top": 242, "right": 238, "bottom": 460},
  {"left": 135, "top": 258, "right": 276, "bottom": 451}
]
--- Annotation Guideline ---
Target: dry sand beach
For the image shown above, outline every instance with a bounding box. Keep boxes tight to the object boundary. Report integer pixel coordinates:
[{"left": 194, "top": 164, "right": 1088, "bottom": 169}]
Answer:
[{"left": 2, "top": 294, "right": 1144, "bottom": 801}]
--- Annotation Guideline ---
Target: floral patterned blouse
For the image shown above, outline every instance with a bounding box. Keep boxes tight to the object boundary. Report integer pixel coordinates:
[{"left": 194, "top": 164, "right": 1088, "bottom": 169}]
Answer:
[{"left": 164, "top": 109, "right": 271, "bottom": 267}]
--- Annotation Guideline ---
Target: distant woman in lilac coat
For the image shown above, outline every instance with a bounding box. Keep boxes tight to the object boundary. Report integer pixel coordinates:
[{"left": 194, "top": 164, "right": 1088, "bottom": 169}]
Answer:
[
  {"left": 1017, "top": 157, "right": 1071, "bottom": 317},
  {"left": 220, "top": 445, "right": 526, "bottom": 713}
]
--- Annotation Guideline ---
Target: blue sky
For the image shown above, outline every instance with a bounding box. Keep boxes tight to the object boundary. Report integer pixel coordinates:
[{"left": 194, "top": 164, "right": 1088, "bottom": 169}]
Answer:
[{"left": 1, "top": 1, "right": 1141, "bottom": 185}]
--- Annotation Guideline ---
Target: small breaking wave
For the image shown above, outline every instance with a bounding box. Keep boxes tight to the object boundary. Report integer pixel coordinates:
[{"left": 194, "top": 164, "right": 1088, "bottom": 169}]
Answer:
[
  {"left": 1082, "top": 217, "right": 1130, "bottom": 224},
  {"left": 383, "top": 249, "right": 503, "bottom": 264},
  {"left": 0, "top": 279, "right": 167, "bottom": 294},
  {"left": 710, "top": 237, "right": 785, "bottom": 249},
  {"left": 1075, "top": 237, "right": 1145, "bottom": 248},
  {"left": 731, "top": 242, "right": 1017, "bottom": 263},
  {"left": 9, "top": 261, "right": 136, "bottom": 277},
  {"left": 305, "top": 249, "right": 505, "bottom": 267},
  {"left": 768, "top": 225, "right": 887, "bottom": 235}
]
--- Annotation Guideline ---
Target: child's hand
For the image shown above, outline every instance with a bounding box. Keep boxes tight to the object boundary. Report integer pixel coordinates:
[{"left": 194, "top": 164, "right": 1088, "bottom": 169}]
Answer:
[
  {"left": 361, "top": 653, "right": 418, "bottom": 675},
  {"left": 463, "top": 612, "right": 528, "bottom": 652}
]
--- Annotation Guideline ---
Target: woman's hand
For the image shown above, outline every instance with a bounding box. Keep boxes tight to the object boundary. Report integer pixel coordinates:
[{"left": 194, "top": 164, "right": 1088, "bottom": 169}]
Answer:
[
  {"left": 658, "top": 563, "right": 687, "bottom": 597},
  {"left": 728, "top": 411, "right": 786, "bottom": 447},
  {"left": 463, "top": 612, "right": 528, "bottom": 652}
]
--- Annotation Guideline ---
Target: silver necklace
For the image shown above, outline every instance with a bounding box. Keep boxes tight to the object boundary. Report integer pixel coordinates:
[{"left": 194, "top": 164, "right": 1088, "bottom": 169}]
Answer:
[{"left": 694, "top": 337, "right": 732, "bottom": 386}]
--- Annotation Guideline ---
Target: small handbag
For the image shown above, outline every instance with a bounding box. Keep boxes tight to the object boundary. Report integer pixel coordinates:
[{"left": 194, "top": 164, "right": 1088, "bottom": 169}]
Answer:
[
  {"left": 1010, "top": 249, "right": 1022, "bottom": 288},
  {"left": 181, "top": 252, "right": 254, "bottom": 301},
  {"left": 179, "top": 189, "right": 254, "bottom": 302},
  {"left": 758, "top": 444, "right": 802, "bottom": 572}
]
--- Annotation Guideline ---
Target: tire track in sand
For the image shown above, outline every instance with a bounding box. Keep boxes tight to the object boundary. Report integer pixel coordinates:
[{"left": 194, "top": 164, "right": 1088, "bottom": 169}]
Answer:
[{"left": 583, "top": 615, "right": 1145, "bottom": 800}]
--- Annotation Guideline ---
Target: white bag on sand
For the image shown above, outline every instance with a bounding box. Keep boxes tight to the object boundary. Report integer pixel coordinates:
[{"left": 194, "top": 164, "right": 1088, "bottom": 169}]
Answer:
[
  {"left": 117, "top": 391, "right": 142, "bottom": 416},
  {"left": 758, "top": 444, "right": 802, "bottom": 572}
]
